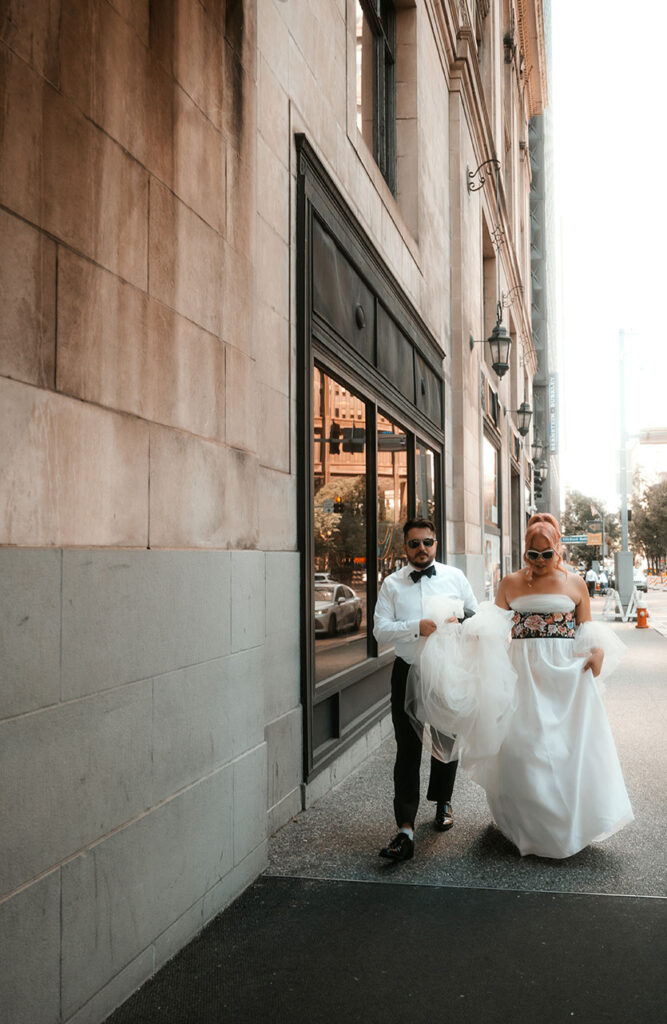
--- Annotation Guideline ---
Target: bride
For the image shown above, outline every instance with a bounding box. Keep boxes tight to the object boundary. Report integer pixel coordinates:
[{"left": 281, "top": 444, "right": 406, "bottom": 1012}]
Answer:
[{"left": 406, "top": 513, "right": 633, "bottom": 859}]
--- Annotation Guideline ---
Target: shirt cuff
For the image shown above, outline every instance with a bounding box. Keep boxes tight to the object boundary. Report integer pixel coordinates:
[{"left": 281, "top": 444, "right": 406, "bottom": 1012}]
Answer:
[{"left": 409, "top": 620, "right": 420, "bottom": 641}]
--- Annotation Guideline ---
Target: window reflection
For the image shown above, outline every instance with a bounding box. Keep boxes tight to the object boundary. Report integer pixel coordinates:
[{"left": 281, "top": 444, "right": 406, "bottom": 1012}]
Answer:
[
  {"left": 377, "top": 412, "right": 408, "bottom": 653},
  {"left": 483, "top": 438, "right": 499, "bottom": 529},
  {"left": 484, "top": 535, "right": 501, "bottom": 601},
  {"left": 483, "top": 436, "right": 501, "bottom": 598},
  {"left": 355, "top": 1, "right": 375, "bottom": 152},
  {"left": 313, "top": 367, "right": 368, "bottom": 683},
  {"left": 416, "top": 441, "right": 436, "bottom": 521}
]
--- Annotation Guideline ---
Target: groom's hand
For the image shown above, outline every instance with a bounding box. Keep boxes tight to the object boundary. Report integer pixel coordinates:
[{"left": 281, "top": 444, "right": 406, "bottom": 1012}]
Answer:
[{"left": 419, "top": 618, "right": 437, "bottom": 636}]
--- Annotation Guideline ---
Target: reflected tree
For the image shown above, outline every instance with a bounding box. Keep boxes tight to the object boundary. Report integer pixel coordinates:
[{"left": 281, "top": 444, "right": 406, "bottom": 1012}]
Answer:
[{"left": 314, "top": 476, "right": 366, "bottom": 580}]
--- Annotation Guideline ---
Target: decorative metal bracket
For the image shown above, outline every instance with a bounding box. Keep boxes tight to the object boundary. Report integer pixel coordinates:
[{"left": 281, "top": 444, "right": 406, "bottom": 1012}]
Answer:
[
  {"left": 504, "top": 9, "right": 516, "bottom": 64},
  {"left": 503, "top": 31, "right": 516, "bottom": 64},
  {"left": 467, "top": 158, "right": 500, "bottom": 193},
  {"left": 501, "top": 285, "right": 524, "bottom": 309},
  {"left": 491, "top": 224, "right": 506, "bottom": 251}
]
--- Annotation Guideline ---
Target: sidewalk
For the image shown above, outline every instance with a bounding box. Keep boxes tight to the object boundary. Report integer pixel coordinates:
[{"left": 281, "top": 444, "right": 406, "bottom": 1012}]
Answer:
[{"left": 106, "top": 620, "right": 667, "bottom": 1023}]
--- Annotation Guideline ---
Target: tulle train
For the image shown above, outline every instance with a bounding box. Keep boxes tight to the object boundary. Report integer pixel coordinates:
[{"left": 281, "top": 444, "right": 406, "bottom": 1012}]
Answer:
[{"left": 405, "top": 602, "right": 517, "bottom": 768}]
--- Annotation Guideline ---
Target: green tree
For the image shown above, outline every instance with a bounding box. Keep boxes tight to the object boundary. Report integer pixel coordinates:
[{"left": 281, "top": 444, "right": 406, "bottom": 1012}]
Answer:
[
  {"left": 630, "top": 479, "right": 667, "bottom": 572},
  {"left": 561, "top": 490, "right": 620, "bottom": 565}
]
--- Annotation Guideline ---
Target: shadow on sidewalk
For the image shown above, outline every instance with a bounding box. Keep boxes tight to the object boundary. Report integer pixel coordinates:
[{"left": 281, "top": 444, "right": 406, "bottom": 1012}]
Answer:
[{"left": 105, "top": 875, "right": 666, "bottom": 1024}]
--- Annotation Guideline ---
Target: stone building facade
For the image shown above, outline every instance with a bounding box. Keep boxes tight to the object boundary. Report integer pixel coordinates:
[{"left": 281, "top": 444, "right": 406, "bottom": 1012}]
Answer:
[
  {"left": 529, "top": 0, "right": 559, "bottom": 517},
  {"left": 0, "top": 1, "right": 548, "bottom": 1020}
]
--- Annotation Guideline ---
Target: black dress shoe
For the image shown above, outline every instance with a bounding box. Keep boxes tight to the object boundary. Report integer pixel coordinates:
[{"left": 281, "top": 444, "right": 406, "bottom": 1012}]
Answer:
[
  {"left": 379, "top": 832, "right": 414, "bottom": 861},
  {"left": 434, "top": 801, "right": 454, "bottom": 831}
]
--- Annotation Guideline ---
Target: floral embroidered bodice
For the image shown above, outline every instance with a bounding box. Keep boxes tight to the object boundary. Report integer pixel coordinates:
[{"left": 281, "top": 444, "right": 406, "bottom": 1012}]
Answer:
[
  {"left": 511, "top": 610, "right": 576, "bottom": 639},
  {"left": 509, "top": 595, "right": 576, "bottom": 640}
]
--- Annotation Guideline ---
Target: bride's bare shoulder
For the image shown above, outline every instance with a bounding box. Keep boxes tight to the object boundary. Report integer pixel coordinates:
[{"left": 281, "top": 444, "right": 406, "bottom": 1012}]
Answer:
[
  {"left": 498, "top": 570, "right": 527, "bottom": 600},
  {"left": 566, "top": 571, "right": 588, "bottom": 599}
]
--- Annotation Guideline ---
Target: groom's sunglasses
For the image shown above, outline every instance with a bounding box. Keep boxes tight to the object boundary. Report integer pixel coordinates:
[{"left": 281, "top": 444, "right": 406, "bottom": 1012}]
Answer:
[
  {"left": 406, "top": 538, "right": 436, "bottom": 549},
  {"left": 525, "top": 549, "right": 555, "bottom": 561}
]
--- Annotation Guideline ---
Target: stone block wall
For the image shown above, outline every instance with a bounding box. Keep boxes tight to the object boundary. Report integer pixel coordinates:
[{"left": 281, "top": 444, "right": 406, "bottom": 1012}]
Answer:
[
  {"left": 0, "top": 546, "right": 301, "bottom": 1023},
  {"left": 1, "top": 0, "right": 544, "bottom": 1019},
  {"left": 0, "top": 2, "right": 301, "bottom": 1021}
]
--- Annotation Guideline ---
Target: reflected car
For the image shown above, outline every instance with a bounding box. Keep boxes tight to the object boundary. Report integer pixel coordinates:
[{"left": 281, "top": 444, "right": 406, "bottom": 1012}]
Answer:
[
  {"left": 633, "top": 569, "right": 647, "bottom": 592},
  {"left": 314, "top": 572, "right": 334, "bottom": 583},
  {"left": 314, "top": 583, "right": 362, "bottom": 636}
]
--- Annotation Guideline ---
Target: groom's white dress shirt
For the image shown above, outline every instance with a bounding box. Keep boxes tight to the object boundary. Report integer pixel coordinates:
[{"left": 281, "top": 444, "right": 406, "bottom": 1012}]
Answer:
[{"left": 373, "top": 562, "right": 479, "bottom": 665}]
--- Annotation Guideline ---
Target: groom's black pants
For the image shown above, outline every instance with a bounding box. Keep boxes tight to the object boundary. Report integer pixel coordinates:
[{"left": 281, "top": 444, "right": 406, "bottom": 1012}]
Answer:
[{"left": 391, "top": 656, "right": 458, "bottom": 828}]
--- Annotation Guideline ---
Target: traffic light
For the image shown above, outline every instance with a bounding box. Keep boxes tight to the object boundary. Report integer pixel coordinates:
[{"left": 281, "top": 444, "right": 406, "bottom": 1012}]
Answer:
[
  {"left": 329, "top": 422, "right": 341, "bottom": 455},
  {"left": 342, "top": 426, "right": 365, "bottom": 453},
  {"left": 333, "top": 496, "right": 344, "bottom": 514}
]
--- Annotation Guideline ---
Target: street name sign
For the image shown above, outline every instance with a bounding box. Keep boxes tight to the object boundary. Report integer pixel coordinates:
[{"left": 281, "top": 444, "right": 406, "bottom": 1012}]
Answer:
[{"left": 562, "top": 534, "right": 587, "bottom": 544}]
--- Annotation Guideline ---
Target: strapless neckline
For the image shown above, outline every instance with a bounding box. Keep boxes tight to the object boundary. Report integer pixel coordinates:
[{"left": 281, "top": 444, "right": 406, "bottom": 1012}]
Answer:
[{"left": 510, "top": 594, "right": 576, "bottom": 612}]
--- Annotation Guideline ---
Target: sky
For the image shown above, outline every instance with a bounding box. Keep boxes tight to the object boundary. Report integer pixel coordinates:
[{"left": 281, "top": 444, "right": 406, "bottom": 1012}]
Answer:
[{"left": 550, "top": 1, "right": 667, "bottom": 511}]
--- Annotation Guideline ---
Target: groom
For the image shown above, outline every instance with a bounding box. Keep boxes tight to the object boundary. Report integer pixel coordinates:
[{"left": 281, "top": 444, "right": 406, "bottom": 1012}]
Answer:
[{"left": 373, "top": 518, "right": 478, "bottom": 861}]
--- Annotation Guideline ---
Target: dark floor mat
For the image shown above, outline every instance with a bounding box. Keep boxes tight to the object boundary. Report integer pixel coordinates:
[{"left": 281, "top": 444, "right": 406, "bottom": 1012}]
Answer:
[{"left": 105, "top": 875, "right": 666, "bottom": 1024}]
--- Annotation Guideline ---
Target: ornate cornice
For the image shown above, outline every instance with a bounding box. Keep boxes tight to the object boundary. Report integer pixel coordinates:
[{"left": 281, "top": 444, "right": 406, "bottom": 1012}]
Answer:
[{"left": 516, "top": 0, "right": 548, "bottom": 116}]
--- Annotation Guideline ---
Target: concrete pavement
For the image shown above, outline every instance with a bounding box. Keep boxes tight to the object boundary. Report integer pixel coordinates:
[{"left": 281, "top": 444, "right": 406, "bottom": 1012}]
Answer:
[
  {"left": 642, "top": 585, "right": 667, "bottom": 638},
  {"left": 268, "top": 613, "right": 666, "bottom": 898},
  {"left": 105, "top": 611, "right": 667, "bottom": 1023}
]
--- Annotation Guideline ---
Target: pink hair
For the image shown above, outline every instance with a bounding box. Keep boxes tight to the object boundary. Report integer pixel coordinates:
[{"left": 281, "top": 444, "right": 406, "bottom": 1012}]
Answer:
[{"left": 524, "top": 513, "right": 567, "bottom": 580}]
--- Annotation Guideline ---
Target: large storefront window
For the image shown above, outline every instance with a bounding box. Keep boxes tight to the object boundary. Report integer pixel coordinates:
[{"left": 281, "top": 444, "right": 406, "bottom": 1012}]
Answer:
[
  {"left": 483, "top": 436, "right": 501, "bottom": 599},
  {"left": 313, "top": 367, "right": 368, "bottom": 682},
  {"left": 298, "top": 134, "right": 445, "bottom": 777},
  {"left": 312, "top": 370, "right": 441, "bottom": 675}
]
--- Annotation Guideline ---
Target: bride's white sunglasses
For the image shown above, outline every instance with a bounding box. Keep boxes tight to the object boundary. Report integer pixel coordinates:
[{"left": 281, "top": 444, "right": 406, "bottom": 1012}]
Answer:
[{"left": 526, "top": 549, "right": 555, "bottom": 562}]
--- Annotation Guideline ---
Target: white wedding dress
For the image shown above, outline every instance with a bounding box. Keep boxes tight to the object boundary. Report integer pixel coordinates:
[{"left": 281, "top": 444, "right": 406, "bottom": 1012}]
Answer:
[{"left": 405, "top": 595, "right": 634, "bottom": 859}]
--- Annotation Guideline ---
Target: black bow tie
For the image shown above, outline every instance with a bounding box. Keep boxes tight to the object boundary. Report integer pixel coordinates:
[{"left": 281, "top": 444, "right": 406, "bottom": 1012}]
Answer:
[{"left": 410, "top": 565, "right": 436, "bottom": 583}]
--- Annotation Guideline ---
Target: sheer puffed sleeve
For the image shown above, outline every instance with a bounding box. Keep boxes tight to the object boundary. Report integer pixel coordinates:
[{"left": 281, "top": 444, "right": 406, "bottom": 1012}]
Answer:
[
  {"left": 572, "top": 620, "right": 627, "bottom": 688},
  {"left": 405, "top": 602, "right": 517, "bottom": 772}
]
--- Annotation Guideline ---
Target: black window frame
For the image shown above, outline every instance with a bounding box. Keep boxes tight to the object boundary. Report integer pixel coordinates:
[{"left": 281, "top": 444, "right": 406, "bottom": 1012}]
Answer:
[
  {"left": 297, "top": 134, "right": 445, "bottom": 780},
  {"left": 357, "top": 0, "right": 397, "bottom": 194}
]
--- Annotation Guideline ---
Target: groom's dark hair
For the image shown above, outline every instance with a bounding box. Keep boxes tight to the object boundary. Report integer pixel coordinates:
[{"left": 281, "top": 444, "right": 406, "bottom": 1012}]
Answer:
[{"left": 403, "top": 517, "right": 436, "bottom": 538}]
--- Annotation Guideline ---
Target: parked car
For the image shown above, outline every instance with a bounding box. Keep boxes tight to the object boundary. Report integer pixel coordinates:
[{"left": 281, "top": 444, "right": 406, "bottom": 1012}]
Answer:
[
  {"left": 314, "top": 583, "right": 362, "bottom": 636},
  {"left": 633, "top": 569, "right": 647, "bottom": 592},
  {"left": 314, "top": 571, "right": 333, "bottom": 583}
]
